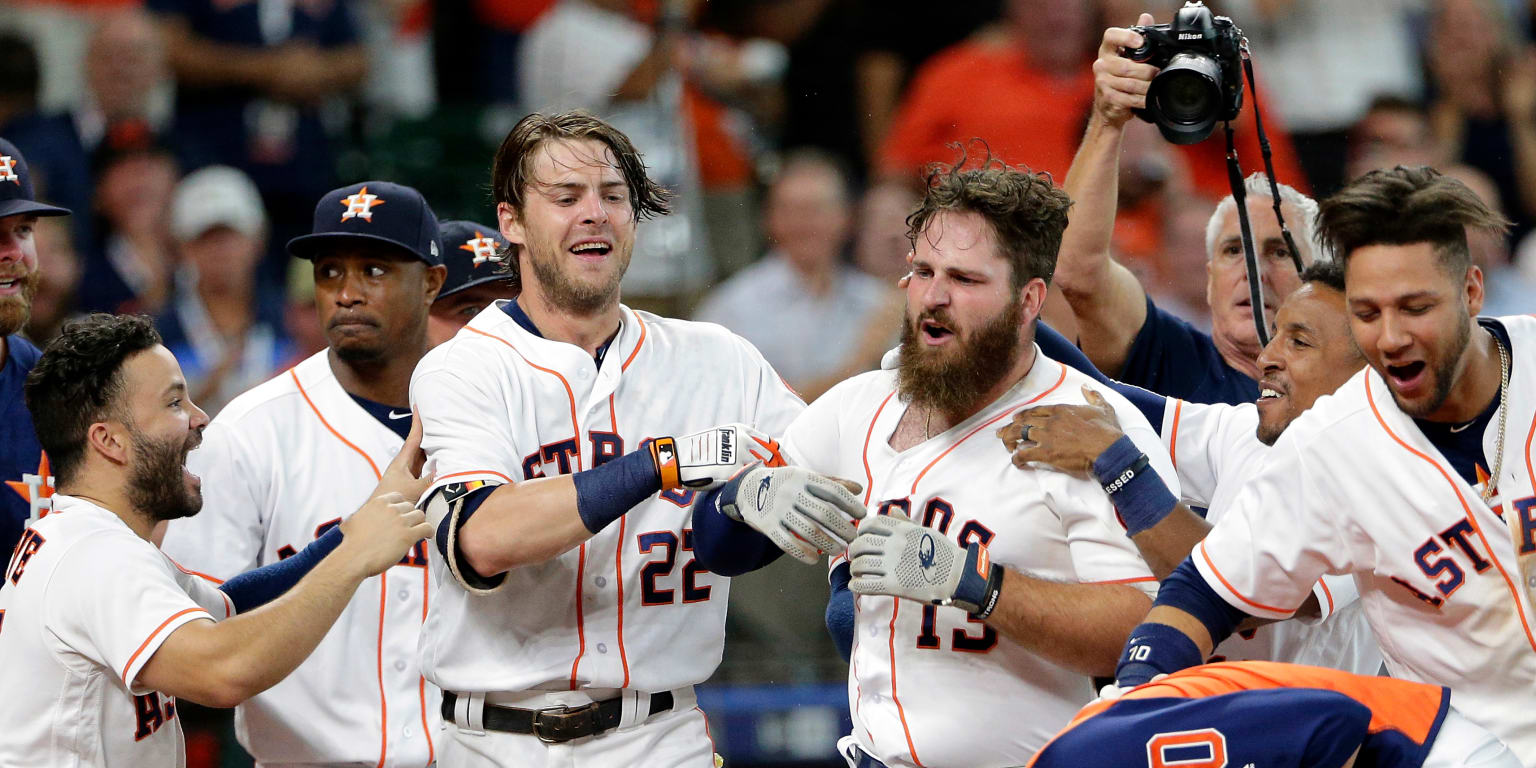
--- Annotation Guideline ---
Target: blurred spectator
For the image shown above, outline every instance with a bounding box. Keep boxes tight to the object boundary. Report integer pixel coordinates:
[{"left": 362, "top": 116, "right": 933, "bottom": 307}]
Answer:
[
  {"left": 854, "top": 181, "right": 921, "bottom": 281},
  {"left": 694, "top": 150, "right": 893, "bottom": 400},
  {"left": 1145, "top": 196, "right": 1218, "bottom": 333},
  {"left": 3, "top": 9, "right": 171, "bottom": 252},
  {"left": 1220, "top": 0, "right": 1422, "bottom": 196},
  {"left": 1346, "top": 95, "right": 1449, "bottom": 179},
  {"left": 156, "top": 165, "right": 291, "bottom": 414},
  {"left": 1440, "top": 165, "right": 1536, "bottom": 315},
  {"left": 1425, "top": 0, "right": 1536, "bottom": 237},
  {"left": 73, "top": 122, "right": 179, "bottom": 316},
  {"left": 0, "top": 32, "right": 39, "bottom": 129},
  {"left": 360, "top": 0, "right": 435, "bottom": 119},
  {"left": 472, "top": 0, "right": 559, "bottom": 104},
  {"left": 147, "top": 0, "right": 368, "bottom": 311},
  {"left": 22, "top": 216, "right": 80, "bottom": 345},
  {"left": 429, "top": 219, "right": 518, "bottom": 346}
]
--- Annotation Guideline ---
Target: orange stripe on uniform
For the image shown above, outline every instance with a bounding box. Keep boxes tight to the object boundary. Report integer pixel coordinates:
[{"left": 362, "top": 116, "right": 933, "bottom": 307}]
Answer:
[
  {"left": 1090, "top": 576, "right": 1157, "bottom": 586},
  {"left": 435, "top": 470, "right": 514, "bottom": 485},
  {"left": 886, "top": 600, "right": 925, "bottom": 767},
  {"left": 292, "top": 370, "right": 382, "bottom": 480},
  {"left": 122, "top": 607, "right": 210, "bottom": 684},
  {"left": 1364, "top": 375, "right": 1536, "bottom": 654},
  {"left": 860, "top": 392, "right": 897, "bottom": 505},
  {"left": 1197, "top": 541, "right": 1295, "bottom": 615},
  {"left": 375, "top": 574, "right": 389, "bottom": 768},
  {"left": 1318, "top": 579, "right": 1335, "bottom": 616},
  {"left": 1169, "top": 399, "right": 1184, "bottom": 469},
  {"left": 621, "top": 309, "right": 648, "bottom": 371}
]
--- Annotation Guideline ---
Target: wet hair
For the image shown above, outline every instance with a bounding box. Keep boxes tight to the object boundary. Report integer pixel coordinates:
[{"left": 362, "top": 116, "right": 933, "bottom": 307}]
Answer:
[
  {"left": 906, "top": 142, "right": 1073, "bottom": 290},
  {"left": 1316, "top": 165, "right": 1510, "bottom": 275},
  {"left": 25, "top": 314, "right": 162, "bottom": 485},
  {"left": 1299, "top": 258, "right": 1346, "bottom": 293},
  {"left": 488, "top": 110, "right": 672, "bottom": 283}
]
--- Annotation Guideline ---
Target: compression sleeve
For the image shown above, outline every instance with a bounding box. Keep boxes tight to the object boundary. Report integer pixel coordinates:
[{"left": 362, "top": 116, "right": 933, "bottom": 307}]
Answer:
[
  {"left": 690, "top": 481, "right": 783, "bottom": 577},
  {"left": 826, "top": 561, "right": 855, "bottom": 662},
  {"left": 218, "top": 527, "right": 345, "bottom": 613}
]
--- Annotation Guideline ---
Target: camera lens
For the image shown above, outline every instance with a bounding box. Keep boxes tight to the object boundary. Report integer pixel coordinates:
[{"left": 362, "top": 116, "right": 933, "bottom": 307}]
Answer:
[
  {"left": 1157, "top": 72, "right": 1214, "bottom": 124},
  {"left": 1145, "top": 52, "right": 1225, "bottom": 144}
]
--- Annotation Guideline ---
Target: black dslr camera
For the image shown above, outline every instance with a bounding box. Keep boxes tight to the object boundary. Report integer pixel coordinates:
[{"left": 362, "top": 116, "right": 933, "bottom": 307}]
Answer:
[{"left": 1126, "top": 1, "right": 1245, "bottom": 145}]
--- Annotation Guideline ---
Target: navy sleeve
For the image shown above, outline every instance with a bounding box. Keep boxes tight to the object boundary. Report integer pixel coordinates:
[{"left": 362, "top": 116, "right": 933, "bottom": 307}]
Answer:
[
  {"left": 1120, "top": 295, "right": 1259, "bottom": 406},
  {"left": 1038, "top": 321, "right": 1170, "bottom": 432},
  {"left": 433, "top": 484, "right": 505, "bottom": 589},
  {"left": 218, "top": 527, "right": 344, "bottom": 613},
  {"left": 826, "top": 561, "right": 855, "bottom": 662},
  {"left": 690, "top": 483, "right": 783, "bottom": 577},
  {"left": 1155, "top": 557, "right": 1250, "bottom": 645}
]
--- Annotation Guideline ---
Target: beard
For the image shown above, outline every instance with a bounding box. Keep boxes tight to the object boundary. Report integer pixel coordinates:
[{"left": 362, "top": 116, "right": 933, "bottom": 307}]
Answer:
[
  {"left": 126, "top": 427, "right": 203, "bottom": 522},
  {"left": 525, "top": 241, "right": 630, "bottom": 315},
  {"left": 1391, "top": 311, "right": 1472, "bottom": 418},
  {"left": 896, "top": 299, "right": 1023, "bottom": 420},
  {"left": 0, "top": 270, "right": 40, "bottom": 336}
]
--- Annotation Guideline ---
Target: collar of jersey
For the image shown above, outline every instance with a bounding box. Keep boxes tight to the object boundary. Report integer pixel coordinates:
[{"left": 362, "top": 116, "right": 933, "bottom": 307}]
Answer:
[{"left": 499, "top": 298, "right": 618, "bottom": 366}]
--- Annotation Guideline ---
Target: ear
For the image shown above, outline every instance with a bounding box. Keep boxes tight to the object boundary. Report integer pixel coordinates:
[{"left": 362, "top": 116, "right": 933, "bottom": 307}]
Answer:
[
  {"left": 498, "top": 202, "right": 525, "bottom": 246},
  {"left": 87, "top": 420, "right": 130, "bottom": 468},
  {"left": 1018, "top": 277, "right": 1049, "bottom": 327},
  {"left": 1465, "top": 264, "right": 1485, "bottom": 317},
  {"left": 423, "top": 264, "right": 447, "bottom": 304}
]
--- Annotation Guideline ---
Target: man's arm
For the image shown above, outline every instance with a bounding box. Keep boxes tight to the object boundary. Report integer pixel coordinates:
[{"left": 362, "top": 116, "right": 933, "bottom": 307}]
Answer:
[
  {"left": 1054, "top": 19, "right": 1158, "bottom": 376},
  {"left": 155, "top": 17, "right": 366, "bottom": 104}
]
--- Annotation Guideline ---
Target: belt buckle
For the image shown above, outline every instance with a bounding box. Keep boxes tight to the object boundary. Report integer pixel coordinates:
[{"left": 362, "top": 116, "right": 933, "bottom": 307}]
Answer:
[{"left": 532, "top": 703, "right": 600, "bottom": 744}]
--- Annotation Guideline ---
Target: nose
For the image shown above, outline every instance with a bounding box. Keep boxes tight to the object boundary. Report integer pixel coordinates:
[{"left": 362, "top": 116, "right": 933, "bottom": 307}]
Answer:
[
  {"left": 1378, "top": 311, "right": 1413, "bottom": 356},
  {"left": 334, "top": 269, "right": 365, "bottom": 307},
  {"left": 1257, "top": 333, "right": 1285, "bottom": 374},
  {"left": 0, "top": 227, "right": 22, "bottom": 265},
  {"left": 189, "top": 401, "right": 211, "bottom": 432},
  {"left": 579, "top": 193, "right": 609, "bottom": 226},
  {"left": 917, "top": 274, "right": 950, "bottom": 312}
]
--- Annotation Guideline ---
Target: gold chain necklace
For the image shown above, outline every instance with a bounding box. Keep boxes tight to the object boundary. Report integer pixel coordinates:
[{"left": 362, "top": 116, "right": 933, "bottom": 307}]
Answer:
[{"left": 1482, "top": 329, "right": 1511, "bottom": 506}]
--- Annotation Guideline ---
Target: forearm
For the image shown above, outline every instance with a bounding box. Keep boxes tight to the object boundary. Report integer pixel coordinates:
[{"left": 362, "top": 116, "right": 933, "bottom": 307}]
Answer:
[
  {"left": 1508, "top": 116, "right": 1536, "bottom": 219},
  {"left": 457, "top": 476, "right": 590, "bottom": 574},
  {"left": 614, "top": 33, "right": 681, "bottom": 102},
  {"left": 1144, "top": 604, "right": 1216, "bottom": 657},
  {"left": 985, "top": 570, "right": 1152, "bottom": 677},
  {"left": 313, "top": 45, "right": 369, "bottom": 94},
  {"left": 1129, "top": 505, "right": 1212, "bottom": 580},
  {"left": 690, "top": 484, "right": 782, "bottom": 576},
  {"left": 156, "top": 19, "right": 271, "bottom": 89},
  {"left": 218, "top": 527, "right": 345, "bottom": 613}
]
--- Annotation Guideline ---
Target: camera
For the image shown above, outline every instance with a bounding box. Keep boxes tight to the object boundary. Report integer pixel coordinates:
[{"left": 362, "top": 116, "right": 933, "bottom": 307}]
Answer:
[{"left": 1126, "top": 2, "right": 1245, "bottom": 145}]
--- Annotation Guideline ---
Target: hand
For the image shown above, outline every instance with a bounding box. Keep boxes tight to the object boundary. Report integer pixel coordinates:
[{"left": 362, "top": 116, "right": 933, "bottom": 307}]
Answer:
[
  {"left": 263, "top": 44, "right": 333, "bottom": 104},
  {"left": 339, "top": 413, "right": 433, "bottom": 576},
  {"left": 998, "top": 385, "right": 1127, "bottom": 478},
  {"left": 1092, "top": 14, "right": 1159, "bottom": 128},
  {"left": 848, "top": 513, "right": 1000, "bottom": 615},
  {"left": 1502, "top": 48, "right": 1536, "bottom": 125},
  {"left": 653, "top": 423, "right": 786, "bottom": 491},
  {"left": 717, "top": 466, "right": 865, "bottom": 564}
]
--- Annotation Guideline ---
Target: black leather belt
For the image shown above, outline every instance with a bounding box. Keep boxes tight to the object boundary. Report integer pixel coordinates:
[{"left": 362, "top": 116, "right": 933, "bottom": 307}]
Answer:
[{"left": 441, "top": 691, "right": 675, "bottom": 743}]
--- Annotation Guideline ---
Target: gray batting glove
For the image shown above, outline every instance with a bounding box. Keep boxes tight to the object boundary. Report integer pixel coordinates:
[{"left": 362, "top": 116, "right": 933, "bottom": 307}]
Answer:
[
  {"left": 716, "top": 465, "right": 866, "bottom": 564},
  {"left": 848, "top": 513, "right": 1004, "bottom": 617}
]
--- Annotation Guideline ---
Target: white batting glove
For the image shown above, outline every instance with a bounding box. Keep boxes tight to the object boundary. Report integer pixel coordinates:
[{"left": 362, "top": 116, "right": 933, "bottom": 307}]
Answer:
[
  {"left": 650, "top": 423, "right": 786, "bottom": 492},
  {"left": 715, "top": 465, "right": 866, "bottom": 564},
  {"left": 848, "top": 513, "right": 1004, "bottom": 617}
]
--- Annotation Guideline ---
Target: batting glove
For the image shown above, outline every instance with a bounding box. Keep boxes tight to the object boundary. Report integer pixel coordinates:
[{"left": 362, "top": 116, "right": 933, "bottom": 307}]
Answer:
[
  {"left": 716, "top": 465, "right": 866, "bottom": 564},
  {"left": 650, "top": 423, "right": 786, "bottom": 492},
  {"left": 848, "top": 513, "right": 1004, "bottom": 617}
]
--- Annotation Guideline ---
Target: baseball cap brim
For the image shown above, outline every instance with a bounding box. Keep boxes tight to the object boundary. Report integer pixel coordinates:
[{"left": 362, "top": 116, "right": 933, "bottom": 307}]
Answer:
[
  {"left": 438, "top": 271, "right": 518, "bottom": 300},
  {"left": 0, "top": 199, "right": 71, "bottom": 218},
  {"left": 287, "top": 231, "right": 430, "bottom": 262}
]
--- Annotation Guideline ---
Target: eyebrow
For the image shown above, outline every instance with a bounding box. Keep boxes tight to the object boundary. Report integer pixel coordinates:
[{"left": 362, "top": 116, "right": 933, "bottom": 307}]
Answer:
[{"left": 162, "top": 380, "right": 186, "bottom": 398}]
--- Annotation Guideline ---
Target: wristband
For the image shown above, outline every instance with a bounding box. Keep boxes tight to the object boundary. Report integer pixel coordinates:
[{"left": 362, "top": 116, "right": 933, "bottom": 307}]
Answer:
[
  {"left": 1116, "top": 621, "right": 1203, "bottom": 687},
  {"left": 951, "top": 542, "right": 1005, "bottom": 619},
  {"left": 1092, "top": 435, "right": 1177, "bottom": 535},
  {"left": 649, "top": 437, "right": 681, "bottom": 491},
  {"left": 573, "top": 447, "right": 663, "bottom": 533}
]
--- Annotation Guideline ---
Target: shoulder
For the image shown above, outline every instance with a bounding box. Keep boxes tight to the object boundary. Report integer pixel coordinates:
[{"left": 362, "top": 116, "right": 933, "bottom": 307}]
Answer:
[
  {"left": 815, "top": 369, "right": 897, "bottom": 407},
  {"left": 1271, "top": 369, "right": 1376, "bottom": 450},
  {"left": 632, "top": 311, "right": 770, "bottom": 363},
  {"left": 8, "top": 334, "right": 41, "bottom": 369}
]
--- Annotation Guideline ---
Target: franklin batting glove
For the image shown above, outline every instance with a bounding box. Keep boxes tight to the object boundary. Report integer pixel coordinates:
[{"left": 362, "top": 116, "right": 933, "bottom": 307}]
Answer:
[{"left": 651, "top": 423, "right": 786, "bottom": 492}]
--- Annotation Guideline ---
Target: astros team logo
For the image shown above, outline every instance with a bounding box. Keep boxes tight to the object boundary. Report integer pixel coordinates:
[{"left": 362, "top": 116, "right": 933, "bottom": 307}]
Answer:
[
  {"left": 459, "top": 232, "right": 501, "bottom": 267},
  {"left": 6, "top": 452, "right": 55, "bottom": 523},
  {"left": 0, "top": 156, "right": 17, "bottom": 185},
  {"left": 340, "top": 186, "right": 385, "bottom": 222}
]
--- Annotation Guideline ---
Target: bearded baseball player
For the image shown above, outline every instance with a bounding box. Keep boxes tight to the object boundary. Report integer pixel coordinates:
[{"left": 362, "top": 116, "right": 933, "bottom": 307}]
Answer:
[
  {"left": 412, "top": 111, "right": 854, "bottom": 767},
  {"left": 697, "top": 152, "right": 1177, "bottom": 768},
  {"left": 993, "top": 261, "right": 1381, "bottom": 676},
  {"left": 1106, "top": 166, "right": 1536, "bottom": 765},
  {"left": 159, "top": 181, "right": 448, "bottom": 766},
  {"left": 0, "top": 313, "right": 432, "bottom": 767},
  {"left": 428, "top": 220, "right": 518, "bottom": 347}
]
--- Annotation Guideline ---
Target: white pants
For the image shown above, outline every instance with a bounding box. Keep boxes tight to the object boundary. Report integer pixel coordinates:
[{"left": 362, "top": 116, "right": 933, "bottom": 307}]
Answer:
[
  {"left": 437, "top": 694, "right": 716, "bottom": 768},
  {"left": 1423, "top": 708, "right": 1523, "bottom": 768}
]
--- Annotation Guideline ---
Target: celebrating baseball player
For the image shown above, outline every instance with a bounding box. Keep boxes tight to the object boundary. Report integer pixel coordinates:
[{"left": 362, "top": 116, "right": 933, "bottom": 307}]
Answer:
[
  {"left": 700, "top": 149, "right": 1177, "bottom": 767},
  {"left": 160, "top": 181, "right": 448, "bottom": 766},
  {"left": 412, "top": 110, "right": 849, "bottom": 767},
  {"left": 428, "top": 219, "right": 518, "bottom": 347},
  {"left": 996, "top": 260, "right": 1381, "bottom": 676},
  {"left": 0, "top": 313, "right": 432, "bottom": 766},
  {"left": 0, "top": 137, "right": 70, "bottom": 558},
  {"left": 1029, "top": 661, "right": 1520, "bottom": 768},
  {"left": 1101, "top": 166, "right": 1536, "bottom": 764}
]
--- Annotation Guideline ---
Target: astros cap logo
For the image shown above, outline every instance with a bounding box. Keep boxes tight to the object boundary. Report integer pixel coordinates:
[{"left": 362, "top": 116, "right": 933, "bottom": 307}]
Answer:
[
  {"left": 340, "top": 186, "right": 385, "bottom": 222},
  {"left": 0, "top": 155, "right": 17, "bottom": 185},
  {"left": 460, "top": 232, "right": 501, "bottom": 267}
]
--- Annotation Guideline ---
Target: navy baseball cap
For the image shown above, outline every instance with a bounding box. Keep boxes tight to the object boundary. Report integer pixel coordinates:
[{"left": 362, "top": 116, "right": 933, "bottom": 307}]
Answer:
[
  {"left": 287, "top": 180, "right": 442, "bottom": 265},
  {"left": 437, "top": 219, "right": 516, "bottom": 299},
  {"left": 0, "top": 138, "right": 71, "bottom": 219}
]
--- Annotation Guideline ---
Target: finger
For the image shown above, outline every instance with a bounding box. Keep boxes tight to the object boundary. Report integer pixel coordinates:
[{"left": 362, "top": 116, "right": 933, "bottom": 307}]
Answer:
[
  {"left": 848, "top": 576, "right": 892, "bottom": 597},
  {"left": 846, "top": 531, "right": 887, "bottom": 560},
  {"left": 832, "top": 477, "right": 863, "bottom": 497},
  {"left": 401, "top": 508, "right": 427, "bottom": 527},
  {"left": 408, "top": 520, "right": 433, "bottom": 542},
  {"left": 1100, "top": 27, "right": 1144, "bottom": 54},
  {"left": 1138, "top": 12, "right": 1154, "bottom": 26},
  {"left": 806, "top": 478, "right": 867, "bottom": 518},
  {"left": 1096, "top": 55, "right": 1158, "bottom": 82},
  {"left": 847, "top": 553, "right": 886, "bottom": 579},
  {"left": 784, "top": 510, "right": 844, "bottom": 554},
  {"left": 385, "top": 409, "right": 426, "bottom": 479},
  {"left": 772, "top": 530, "right": 819, "bottom": 564},
  {"left": 1099, "top": 73, "right": 1152, "bottom": 97},
  {"left": 1082, "top": 385, "right": 1113, "bottom": 414},
  {"left": 797, "top": 500, "right": 860, "bottom": 545},
  {"left": 996, "top": 423, "right": 1023, "bottom": 448}
]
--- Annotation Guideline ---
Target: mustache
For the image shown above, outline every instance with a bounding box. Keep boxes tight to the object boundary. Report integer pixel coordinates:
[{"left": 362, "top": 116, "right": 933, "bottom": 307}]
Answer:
[{"left": 327, "top": 312, "right": 380, "bottom": 329}]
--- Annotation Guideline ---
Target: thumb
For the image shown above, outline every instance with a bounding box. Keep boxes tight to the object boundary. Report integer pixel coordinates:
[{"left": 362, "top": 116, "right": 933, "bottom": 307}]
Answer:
[
  {"left": 1137, "top": 12, "right": 1154, "bottom": 25},
  {"left": 1082, "top": 385, "right": 1112, "bottom": 413},
  {"left": 384, "top": 408, "right": 428, "bottom": 482}
]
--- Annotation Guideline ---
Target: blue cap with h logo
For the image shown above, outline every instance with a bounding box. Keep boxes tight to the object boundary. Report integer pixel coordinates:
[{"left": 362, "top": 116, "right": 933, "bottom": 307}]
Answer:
[
  {"left": 0, "top": 138, "right": 71, "bottom": 219},
  {"left": 287, "top": 181, "right": 442, "bottom": 265}
]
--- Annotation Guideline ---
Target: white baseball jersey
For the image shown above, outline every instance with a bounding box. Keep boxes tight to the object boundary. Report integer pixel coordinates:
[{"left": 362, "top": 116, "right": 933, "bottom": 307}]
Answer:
[
  {"left": 1192, "top": 315, "right": 1536, "bottom": 765},
  {"left": 1161, "top": 398, "right": 1381, "bottom": 674},
  {"left": 785, "top": 350, "right": 1175, "bottom": 768},
  {"left": 160, "top": 351, "right": 438, "bottom": 767},
  {"left": 411, "top": 302, "right": 803, "bottom": 696},
  {"left": 0, "top": 495, "right": 233, "bottom": 767}
]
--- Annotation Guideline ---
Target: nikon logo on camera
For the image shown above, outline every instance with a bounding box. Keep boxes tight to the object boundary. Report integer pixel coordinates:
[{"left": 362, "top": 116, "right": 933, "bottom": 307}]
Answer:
[{"left": 1178, "top": 32, "right": 1200, "bottom": 39}]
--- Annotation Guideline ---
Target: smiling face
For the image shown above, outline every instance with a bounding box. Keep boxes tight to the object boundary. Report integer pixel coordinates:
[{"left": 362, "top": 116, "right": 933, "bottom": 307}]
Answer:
[
  {"left": 499, "top": 138, "right": 636, "bottom": 315},
  {"left": 312, "top": 244, "right": 442, "bottom": 364},
  {"left": 1345, "top": 242, "right": 1482, "bottom": 420},
  {"left": 1254, "top": 283, "right": 1364, "bottom": 444},
  {"left": 117, "top": 345, "right": 209, "bottom": 521},
  {"left": 897, "top": 210, "right": 1043, "bottom": 417},
  {"left": 1207, "top": 198, "right": 1308, "bottom": 352},
  {"left": 0, "top": 213, "right": 41, "bottom": 335}
]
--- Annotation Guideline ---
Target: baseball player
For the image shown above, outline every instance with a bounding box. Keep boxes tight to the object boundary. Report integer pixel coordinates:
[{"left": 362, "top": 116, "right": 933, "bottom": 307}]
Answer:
[
  {"left": 995, "top": 261, "right": 1381, "bottom": 676},
  {"left": 1106, "top": 167, "right": 1536, "bottom": 765},
  {"left": 0, "top": 313, "right": 432, "bottom": 767},
  {"left": 412, "top": 111, "right": 850, "bottom": 767},
  {"left": 701, "top": 153, "right": 1177, "bottom": 768},
  {"left": 428, "top": 219, "right": 518, "bottom": 347},
  {"left": 0, "top": 137, "right": 70, "bottom": 557},
  {"left": 159, "top": 181, "right": 449, "bottom": 766},
  {"left": 1029, "top": 661, "right": 1520, "bottom": 768}
]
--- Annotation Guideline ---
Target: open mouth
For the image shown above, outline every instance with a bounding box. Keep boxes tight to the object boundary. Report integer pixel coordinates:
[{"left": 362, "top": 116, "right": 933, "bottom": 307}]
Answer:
[
  {"left": 1385, "top": 361, "right": 1427, "bottom": 393},
  {"left": 0, "top": 277, "right": 21, "bottom": 296},
  {"left": 920, "top": 318, "right": 954, "bottom": 345},
  {"left": 570, "top": 240, "right": 612, "bottom": 259}
]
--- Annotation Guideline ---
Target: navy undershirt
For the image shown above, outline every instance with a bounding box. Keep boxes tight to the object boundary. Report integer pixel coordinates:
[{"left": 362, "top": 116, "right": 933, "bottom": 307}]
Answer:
[
  {"left": 347, "top": 393, "right": 412, "bottom": 440},
  {"left": 1, "top": 334, "right": 45, "bottom": 558},
  {"left": 1122, "top": 294, "right": 1261, "bottom": 406},
  {"left": 501, "top": 299, "right": 615, "bottom": 369},
  {"left": 1413, "top": 319, "right": 1511, "bottom": 489}
]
